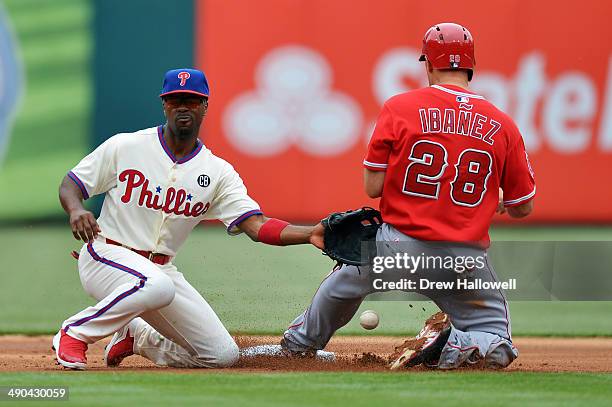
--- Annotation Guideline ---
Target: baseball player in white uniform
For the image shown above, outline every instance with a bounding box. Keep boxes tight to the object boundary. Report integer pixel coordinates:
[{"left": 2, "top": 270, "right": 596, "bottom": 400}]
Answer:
[{"left": 53, "top": 68, "right": 325, "bottom": 370}]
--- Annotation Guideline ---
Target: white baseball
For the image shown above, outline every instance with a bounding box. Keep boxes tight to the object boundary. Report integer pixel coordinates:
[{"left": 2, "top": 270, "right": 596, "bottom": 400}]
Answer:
[{"left": 359, "top": 310, "right": 379, "bottom": 330}]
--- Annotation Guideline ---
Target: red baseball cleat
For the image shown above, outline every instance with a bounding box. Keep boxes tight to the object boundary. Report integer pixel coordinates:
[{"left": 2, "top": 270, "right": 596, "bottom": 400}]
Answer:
[
  {"left": 104, "top": 325, "right": 135, "bottom": 367},
  {"left": 52, "top": 329, "right": 88, "bottom": 370}
]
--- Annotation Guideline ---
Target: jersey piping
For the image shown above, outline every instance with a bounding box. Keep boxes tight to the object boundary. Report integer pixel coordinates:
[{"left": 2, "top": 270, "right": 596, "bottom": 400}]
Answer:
[
  {"left": 156, "top": 125, "right": 203, "bottom": 164},
  {"left": 503, "top": 187, "right": 536, "bottom": 206},
  {"left": 431, "top": 85, "right": 485, "bottom": 100}
]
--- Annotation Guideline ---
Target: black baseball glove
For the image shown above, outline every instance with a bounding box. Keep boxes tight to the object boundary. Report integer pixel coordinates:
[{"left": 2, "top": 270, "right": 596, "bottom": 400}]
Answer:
[{"left": 321, "top": 207, "right": 383, "bottom": 266}]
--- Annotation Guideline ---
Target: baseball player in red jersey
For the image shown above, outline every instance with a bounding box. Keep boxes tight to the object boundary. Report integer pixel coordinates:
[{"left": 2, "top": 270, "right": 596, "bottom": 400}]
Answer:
[{"left": 281, "top": 23, "right": 535, "bottom": 369}]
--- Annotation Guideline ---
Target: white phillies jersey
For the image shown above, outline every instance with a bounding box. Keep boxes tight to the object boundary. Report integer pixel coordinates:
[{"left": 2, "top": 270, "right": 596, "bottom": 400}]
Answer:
[{"left": 68, "top": 125, "right": 261, "bottom": 256}]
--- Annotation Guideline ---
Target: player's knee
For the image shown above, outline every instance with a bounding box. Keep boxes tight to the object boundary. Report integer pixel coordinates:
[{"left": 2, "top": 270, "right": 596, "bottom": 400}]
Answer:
[
  {"left": 191, "top": 340, "right": 239, "bottom": 368},
  {"left": 187, "top": 342, "right": 239, "bottom": 368},
  {"left": 211, "top": 340, "right": 240, "bottom": 368},
  {"left": 142, "top": 273, "right": 175, "bottom": 310},
  {"left": 320, "top": 265, "right": 365, "bottom": 299},
  {"left": 484, "top": 342, "right": 517, "bottom": 369}
]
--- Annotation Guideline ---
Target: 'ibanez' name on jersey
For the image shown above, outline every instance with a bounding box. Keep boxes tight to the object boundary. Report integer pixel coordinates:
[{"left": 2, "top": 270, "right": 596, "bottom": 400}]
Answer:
[{"left": 418, "top": 106, "right": 501, "bottom": 145}]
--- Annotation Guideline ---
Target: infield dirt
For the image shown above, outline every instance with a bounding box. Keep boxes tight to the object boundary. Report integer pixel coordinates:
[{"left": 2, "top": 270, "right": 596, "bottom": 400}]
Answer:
[{"left": 1, "top": 335, "right": 610, "bottom": 373}]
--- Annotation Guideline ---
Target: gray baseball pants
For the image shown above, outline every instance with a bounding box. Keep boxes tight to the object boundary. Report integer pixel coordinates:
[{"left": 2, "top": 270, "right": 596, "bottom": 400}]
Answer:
[{"left": 283, "top": 223, "right": 518, "bottom": 369}]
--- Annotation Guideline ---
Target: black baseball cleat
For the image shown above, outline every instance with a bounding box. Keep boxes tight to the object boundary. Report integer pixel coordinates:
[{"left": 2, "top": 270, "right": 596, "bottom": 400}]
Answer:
[
  {"left": 389, "top": 312, "right": 451, "bottom": 370},
  {"left": 280, "top": 337, "right": 317, "bottom": 358},
  {"left": 279, "top": 336, "right": 336, "bottom": 361}
]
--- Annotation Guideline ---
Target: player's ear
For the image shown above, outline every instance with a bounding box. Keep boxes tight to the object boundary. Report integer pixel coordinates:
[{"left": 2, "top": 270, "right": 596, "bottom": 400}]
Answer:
[{"left": 161, "top": 98, "right": 168, "bottom": 117}]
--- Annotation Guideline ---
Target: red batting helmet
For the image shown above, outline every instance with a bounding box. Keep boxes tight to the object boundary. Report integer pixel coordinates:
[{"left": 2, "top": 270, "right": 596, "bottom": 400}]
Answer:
[{"left": 419, "top": 23, "right": 475, "bottom": 79}]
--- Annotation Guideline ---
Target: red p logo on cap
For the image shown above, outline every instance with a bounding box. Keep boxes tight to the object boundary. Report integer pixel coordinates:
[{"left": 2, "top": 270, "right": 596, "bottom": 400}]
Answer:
[{"left": 178, "top": 71, "right": 190, "bottom": 86}]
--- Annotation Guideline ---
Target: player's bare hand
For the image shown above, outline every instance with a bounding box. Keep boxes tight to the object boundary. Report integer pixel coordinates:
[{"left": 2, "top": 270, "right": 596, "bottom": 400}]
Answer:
[
  {"left": 69, "top": 209, "right": 101, "bottom": 242},
  {"left": 309, "top": 222, "right": 325, "bottom": 250},
  {"left": 496, "top": 187, "right": 506, "bottom": 215}
]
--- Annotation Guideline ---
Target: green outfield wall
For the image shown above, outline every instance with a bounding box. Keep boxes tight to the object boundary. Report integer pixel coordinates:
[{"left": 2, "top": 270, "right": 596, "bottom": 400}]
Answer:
[{"left": 0, "top": 0, "right": 194, "bottom": 221}]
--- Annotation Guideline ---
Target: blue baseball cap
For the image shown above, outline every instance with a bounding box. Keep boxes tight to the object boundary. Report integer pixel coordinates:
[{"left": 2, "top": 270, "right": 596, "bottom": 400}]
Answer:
[{"left": 159, "top": 68, "right": 209, "bottom": 98}]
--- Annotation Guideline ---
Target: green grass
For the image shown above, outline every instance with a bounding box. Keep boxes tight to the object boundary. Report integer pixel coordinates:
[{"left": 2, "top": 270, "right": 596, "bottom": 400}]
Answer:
[
  {"left": 0, "top": 0, "right": 90, "bottom": 219},
  {"left": 0, "top": 152, "right": 83, "bottom": 219},
  {"left": 1, "top": 225, "right": 611, "bottom": 336},
  {"left": 0, "top": 372, "right": 611, "bottom": 406}
]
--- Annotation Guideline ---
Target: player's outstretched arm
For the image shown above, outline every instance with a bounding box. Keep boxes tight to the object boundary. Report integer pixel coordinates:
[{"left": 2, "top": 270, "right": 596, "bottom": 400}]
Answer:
[
  {"left": 237, "top": 215, "right": 324, "bottom": 249},
  {"left": 59, "top": 175, "right": 101, "bottom": 242}
]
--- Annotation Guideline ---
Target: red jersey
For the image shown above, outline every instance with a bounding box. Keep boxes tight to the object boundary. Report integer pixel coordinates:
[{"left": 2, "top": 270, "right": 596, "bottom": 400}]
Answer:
[{"left": 364, "top": 84, "right": 535, "bottom": 246}]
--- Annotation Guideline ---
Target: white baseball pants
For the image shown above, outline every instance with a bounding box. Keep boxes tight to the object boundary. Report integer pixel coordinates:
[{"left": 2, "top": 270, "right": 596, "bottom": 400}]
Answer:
[{"left": 61, "top": 238, "right": 238, "bottom": 368}]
